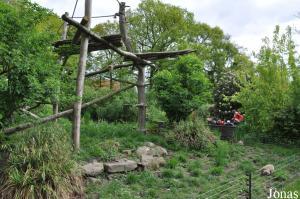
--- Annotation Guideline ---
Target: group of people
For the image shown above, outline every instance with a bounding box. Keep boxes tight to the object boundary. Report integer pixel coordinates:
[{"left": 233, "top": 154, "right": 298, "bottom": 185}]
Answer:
[{"left": 207, "top": 110, "right": 244, "bottom": 126}]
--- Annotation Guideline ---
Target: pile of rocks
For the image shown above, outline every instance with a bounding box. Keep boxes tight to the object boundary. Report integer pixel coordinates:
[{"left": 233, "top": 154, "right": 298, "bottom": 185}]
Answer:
[
  {"left": 136, "top": 142, "right": 167, "bottom": 170},
  {"left": 81, "top": 142, "right": 168, "bottom": 178}
]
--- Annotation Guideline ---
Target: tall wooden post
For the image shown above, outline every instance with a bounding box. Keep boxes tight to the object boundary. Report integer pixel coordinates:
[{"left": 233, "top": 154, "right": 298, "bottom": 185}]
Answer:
[
  {"left": 119, "top": 2, "right": 146, "bottom": 133},
  {"left": 72, "top": 0, "right": 92, "bottom": 150},
  {"left": 137, "top": 66, "right": 146, "bottom": 132},
  {"left": 53, "top": 12, "right": 69, "bottom": 117}
]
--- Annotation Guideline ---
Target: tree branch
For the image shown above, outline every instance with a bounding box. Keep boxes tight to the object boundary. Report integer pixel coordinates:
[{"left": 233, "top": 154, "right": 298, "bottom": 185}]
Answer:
[{"left": 3, "top": 85, "right": 134, "bottom": 135}]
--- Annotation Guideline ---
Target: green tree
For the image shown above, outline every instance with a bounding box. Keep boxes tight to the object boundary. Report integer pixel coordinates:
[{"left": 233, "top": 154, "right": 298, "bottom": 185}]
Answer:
[
  {"left": 0, "top": 1, "right": 60, "bottom": 126},
  {"left": 234, "top": 26, "right": 295, "bottom": 135},
  {"left": 153, "top": 55, "right": 211, "bottom": 121}
]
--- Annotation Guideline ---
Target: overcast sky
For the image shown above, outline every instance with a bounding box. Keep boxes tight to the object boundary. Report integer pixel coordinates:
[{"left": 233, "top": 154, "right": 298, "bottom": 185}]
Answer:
[{"left": 32, "top": 0, "right": 300, "bottom": 54}]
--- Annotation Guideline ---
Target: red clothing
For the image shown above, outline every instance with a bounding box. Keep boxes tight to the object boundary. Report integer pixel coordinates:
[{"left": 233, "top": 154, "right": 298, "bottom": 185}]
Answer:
[{"left": 233, "top": 112, "right": 244, "bottom": 122}]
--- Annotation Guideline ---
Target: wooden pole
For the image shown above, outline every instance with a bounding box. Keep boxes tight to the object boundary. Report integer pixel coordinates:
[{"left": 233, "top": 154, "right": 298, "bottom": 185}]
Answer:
[
  {"left": 137, "top": 66, "right": 146, "bottom": 132},
  {"left": 119, "top": 2, "right": 133, "bottom": 52},
  {"left": 72, "top": 0, "right": 92, "bottom": 150},
  {"left": 54, "top": 12, "right": 69, "bottom": 118},
  {"left": 119, "top": 2, "right": 147, "bottom": 133}
]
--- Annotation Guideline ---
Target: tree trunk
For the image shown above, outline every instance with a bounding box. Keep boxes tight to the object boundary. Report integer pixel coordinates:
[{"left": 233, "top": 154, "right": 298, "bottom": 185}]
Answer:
[{"left": 72, "top": 0, "right": 91, "bottom": 150}]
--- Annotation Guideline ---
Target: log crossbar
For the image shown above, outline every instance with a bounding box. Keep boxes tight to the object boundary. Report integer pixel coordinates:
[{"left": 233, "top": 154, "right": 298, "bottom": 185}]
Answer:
[{"left": 2, "top": 85, "right": 135, "bottom": 135}]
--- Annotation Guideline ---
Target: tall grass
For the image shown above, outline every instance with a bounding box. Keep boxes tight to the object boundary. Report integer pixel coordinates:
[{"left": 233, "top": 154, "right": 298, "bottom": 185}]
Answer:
[{"left": 0, "top": 123, "right": 83, "bottom": 199}]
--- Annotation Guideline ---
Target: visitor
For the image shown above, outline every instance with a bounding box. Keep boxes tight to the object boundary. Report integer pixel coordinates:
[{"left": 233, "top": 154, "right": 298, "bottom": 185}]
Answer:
[{"left": 232, "top": 110, "right": 244, "bottom": 124}]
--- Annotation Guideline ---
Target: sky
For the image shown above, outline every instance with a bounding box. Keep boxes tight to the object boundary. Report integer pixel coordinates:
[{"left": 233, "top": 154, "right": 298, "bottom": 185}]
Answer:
[{"left": 32, "top": 0, "right": 300, "bottom": 54}]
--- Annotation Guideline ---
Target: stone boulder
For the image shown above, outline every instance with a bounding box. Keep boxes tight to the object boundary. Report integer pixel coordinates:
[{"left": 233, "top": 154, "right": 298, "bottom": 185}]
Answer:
[
  {"left": 140, "top": 154, "right": 166, "bottom": 170},
  {"left": 104, "top": 159, "right": 137, "bottom": 173},
  {"left": 82, "top": 160, "right": 104, "bottom": 177},
  {"left": 261, "top": 164, "right": 275, "bottom": 176},
  {"left": 136, "top": 143, "right": 168, "bottom": 157}
]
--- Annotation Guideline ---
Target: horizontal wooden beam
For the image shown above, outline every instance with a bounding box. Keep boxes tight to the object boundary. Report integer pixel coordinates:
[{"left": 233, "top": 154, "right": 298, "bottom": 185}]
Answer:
[
  {"left": 55, "top": 41, "right": 123, "bottom": 56},
  {"left": 103, "top": 76, "right": 137, "bottom": 86},
  {"left": 124, "top": 49, "right": 195, "bottom": 61},
  {"left": 54, "top": 34, "right": 122, "bottom": 47},
  {"left": 85, "top": 63, "right": 133, "bottom": 77},
  {"left": 2, "top": 85, "right": 135, "bottom": 135}
]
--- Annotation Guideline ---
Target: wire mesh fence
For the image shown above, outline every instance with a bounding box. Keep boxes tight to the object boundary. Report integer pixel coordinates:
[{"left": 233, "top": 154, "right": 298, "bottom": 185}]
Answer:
[{"left": 198, "top": 154, "right": 300, "bottom": 199}]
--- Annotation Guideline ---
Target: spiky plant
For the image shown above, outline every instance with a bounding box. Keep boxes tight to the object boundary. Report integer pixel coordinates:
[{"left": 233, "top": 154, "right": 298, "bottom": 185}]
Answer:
[{"left": 0, "top": 123, "right": 83, "bottom": 199}]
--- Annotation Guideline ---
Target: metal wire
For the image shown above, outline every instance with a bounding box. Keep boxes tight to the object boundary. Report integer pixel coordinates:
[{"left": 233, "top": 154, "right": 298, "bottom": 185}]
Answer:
[{"left": 72, "top": 14, "right": 117, "bottom": 19}]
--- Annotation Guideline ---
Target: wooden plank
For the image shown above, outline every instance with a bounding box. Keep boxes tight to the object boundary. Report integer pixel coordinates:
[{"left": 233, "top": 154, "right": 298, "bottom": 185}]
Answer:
[
  {"left": 54, "top": 34, "right": 122, "bottom": 47},
  {"left": 55, "top": 41, "right": 123, "bottom": 56},
  {"left": 62, "top": 14, "right": 155, "bottom": 67}
]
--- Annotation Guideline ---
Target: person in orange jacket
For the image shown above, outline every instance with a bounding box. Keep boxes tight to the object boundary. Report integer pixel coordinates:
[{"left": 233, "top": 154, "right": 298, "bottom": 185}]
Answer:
[{"left": 232, "top": 110, "right": 244, "bottom": 124}]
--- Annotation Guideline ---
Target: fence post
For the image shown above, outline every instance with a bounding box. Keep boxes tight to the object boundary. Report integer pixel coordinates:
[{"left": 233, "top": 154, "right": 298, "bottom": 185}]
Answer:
[{"left": 246, "top": 172, "right": 252, "bottom": 199}]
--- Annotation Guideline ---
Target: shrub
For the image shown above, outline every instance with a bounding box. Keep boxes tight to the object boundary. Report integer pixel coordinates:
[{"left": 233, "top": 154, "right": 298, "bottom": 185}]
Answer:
[
  {"left": 153, "top": 55, "right": 212, "bottom": 121},
  {"left": 171, "top": 119, "right": 216, "bottom": 151},
  {"left": 0, "top": 124, "right": 83, "bottom": 199},
  {"left": 86, "top": 90, "right": 137, "bottom": 122},
  {"left": 272, "top": 106, "right": 300, "bottom": 144}
]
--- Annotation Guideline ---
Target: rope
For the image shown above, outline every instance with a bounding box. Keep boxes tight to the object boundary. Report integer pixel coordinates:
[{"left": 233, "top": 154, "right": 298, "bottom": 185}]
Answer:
[{"left": 71, "top": 0, "right": 79, "bottom": 18}]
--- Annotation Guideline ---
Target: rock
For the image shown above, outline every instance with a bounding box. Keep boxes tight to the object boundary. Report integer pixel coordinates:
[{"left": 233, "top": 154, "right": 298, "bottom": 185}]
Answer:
[
  {"left": 151, "top": 146, "right": 168, "bottom": 157},
  {"left": 144, "top": 142, "right": 155, "bottom": 147},
  {"left": 104, "top": 159, "right": 137, "bottom": 173},
  {"left": 140, "top": 154, "right": 166, "bottom": 170},
  {"left": 122, "top": 149, "right": 132, "bottom": 156},
  {"left": 136, "top": 146, "right": 151, "bottom": 157},
  {"left": 237, "top": 140, "right": 244, "bottom": 145},
  {"left": 82, "top": 161, "right": 104, "bottom": 177},
  {"left": 261, "top": 164, "right": 275, "bottom": 176},
  {"left": 136, "top": 145, "right": 168, "bottom": 157}
]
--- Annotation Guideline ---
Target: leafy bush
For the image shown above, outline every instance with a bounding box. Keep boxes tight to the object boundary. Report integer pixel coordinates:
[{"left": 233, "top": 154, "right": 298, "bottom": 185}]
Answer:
[
  {"left": 272, "top": 106, "right": 300, "bottom": 144},
  {"left": 0, "top": 124, "right": 83, "bottom": 199},
  {"left": 170, "top": 119, "right": 216, "bottom": 151},
  {"left": 213, "top": 71, "right": 241, "bottom": 119},
  {"left": 86, "top": 90, "right": 137, "bottom": 122},
  {"left": 153, "top": 55, "right": 212, "bottom": 121}
]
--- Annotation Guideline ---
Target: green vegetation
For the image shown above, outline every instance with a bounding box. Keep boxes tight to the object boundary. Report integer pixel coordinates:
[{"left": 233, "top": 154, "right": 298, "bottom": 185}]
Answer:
[
  {"left": 153, "top": 55, "right": 211, "bottom": 121},
  {"left": 0, "top": 124, "right": 83, "bottom": 199},
  {"left": 0, "top": 0, "right": 300, "bottom": 198}
]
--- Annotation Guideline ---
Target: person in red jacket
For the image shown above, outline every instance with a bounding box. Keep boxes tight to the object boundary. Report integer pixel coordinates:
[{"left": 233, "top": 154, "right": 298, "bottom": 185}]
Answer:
[{"left": 232, "top": 110, "right": 244, "bottom": 124}]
